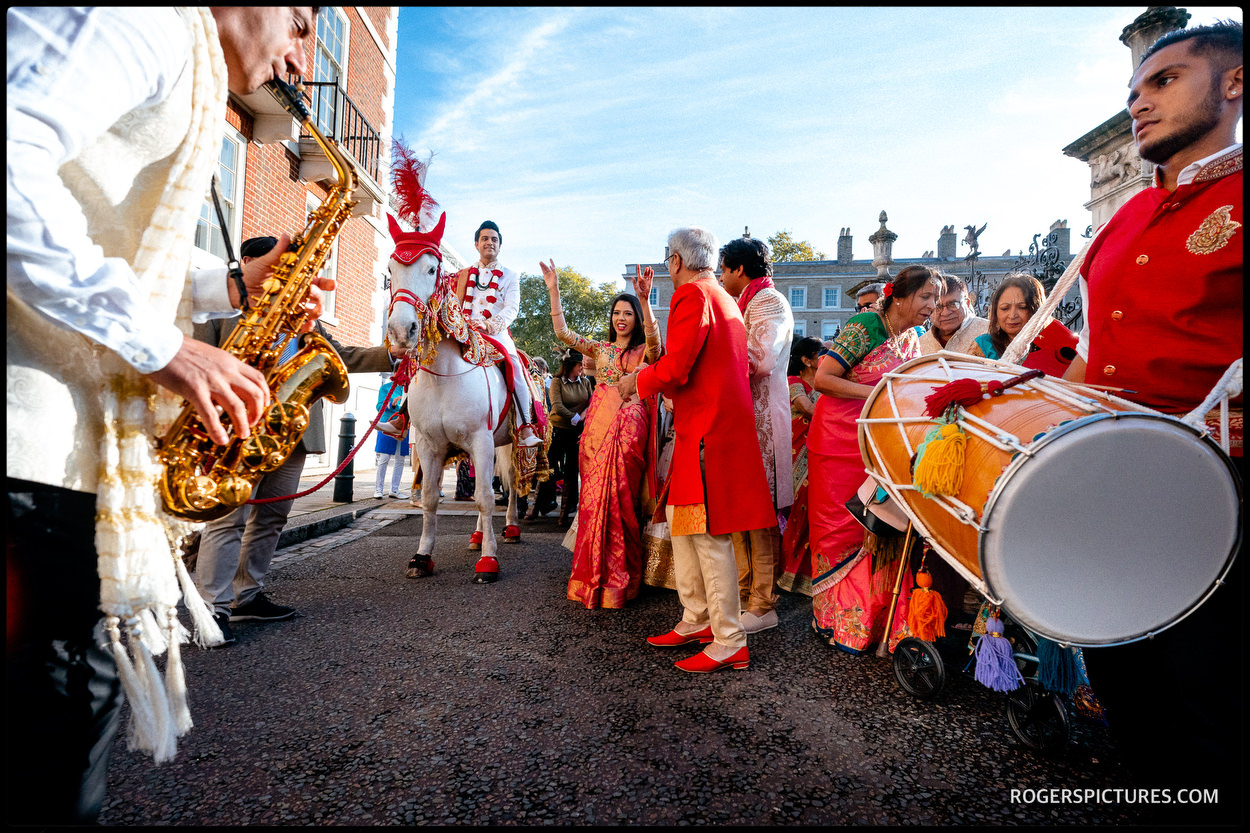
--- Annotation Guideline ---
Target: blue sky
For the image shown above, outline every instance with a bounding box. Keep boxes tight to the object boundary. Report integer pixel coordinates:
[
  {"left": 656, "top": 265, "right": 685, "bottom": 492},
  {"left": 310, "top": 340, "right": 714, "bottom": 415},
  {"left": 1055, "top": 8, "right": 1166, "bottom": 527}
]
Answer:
[{"left": 393, "top": 7, "right": 1242, "bottom": 287}]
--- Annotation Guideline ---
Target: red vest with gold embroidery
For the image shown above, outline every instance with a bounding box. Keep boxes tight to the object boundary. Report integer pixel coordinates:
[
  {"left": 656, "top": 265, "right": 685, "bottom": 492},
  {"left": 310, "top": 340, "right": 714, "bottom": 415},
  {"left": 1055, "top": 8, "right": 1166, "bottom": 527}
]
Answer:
[{"left": 1083, "top": 149, "right": 1242, "bottom": 416}]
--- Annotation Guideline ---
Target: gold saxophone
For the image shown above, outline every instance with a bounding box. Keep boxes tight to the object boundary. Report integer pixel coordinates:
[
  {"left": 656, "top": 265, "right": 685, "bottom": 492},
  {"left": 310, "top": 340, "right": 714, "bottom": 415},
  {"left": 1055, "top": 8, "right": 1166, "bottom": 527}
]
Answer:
[{"left": 158, "top": 78, "right": 357, "bottom": 522}]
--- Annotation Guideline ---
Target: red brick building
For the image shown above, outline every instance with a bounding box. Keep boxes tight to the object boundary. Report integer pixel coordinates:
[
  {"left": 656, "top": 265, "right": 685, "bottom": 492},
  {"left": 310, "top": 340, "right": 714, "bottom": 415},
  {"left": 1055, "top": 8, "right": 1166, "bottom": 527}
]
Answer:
[{"left": 190, "top": 7, "right": 400, "bottom": 474}]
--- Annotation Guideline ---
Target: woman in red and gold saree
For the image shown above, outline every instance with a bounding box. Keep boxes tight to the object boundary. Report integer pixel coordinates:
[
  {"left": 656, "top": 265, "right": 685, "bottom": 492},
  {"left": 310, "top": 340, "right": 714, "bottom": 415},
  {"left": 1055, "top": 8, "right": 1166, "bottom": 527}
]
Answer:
[
  {"left": 542, "top": 261, "right": 662, "bottom": 608},
  {"left": 807, "top": 266, "right": 944, "bottom": 653},
  {"left": 777, "top": 336, "right": 823, "bottom": 596}
]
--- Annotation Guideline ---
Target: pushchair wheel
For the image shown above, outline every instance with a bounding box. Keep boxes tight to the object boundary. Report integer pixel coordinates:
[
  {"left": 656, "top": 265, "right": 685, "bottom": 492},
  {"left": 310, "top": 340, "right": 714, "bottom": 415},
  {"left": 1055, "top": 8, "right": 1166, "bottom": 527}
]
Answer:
[
  {"left": 892, "top": 637, "right": 946, "bottom": 700},
  {"left": 1005, "top": 680, "right": 1070, "bottom": 751}
]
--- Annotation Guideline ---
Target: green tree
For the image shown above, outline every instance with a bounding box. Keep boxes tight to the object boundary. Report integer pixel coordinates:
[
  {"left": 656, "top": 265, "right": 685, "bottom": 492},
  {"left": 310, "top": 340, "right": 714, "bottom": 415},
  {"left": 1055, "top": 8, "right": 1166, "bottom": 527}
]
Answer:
[
  {"left": 768, "top": 229, "right": 826, "bottom": 262},
  {"left": 512, "top": 266, "right": 619, "bottom": 365}
]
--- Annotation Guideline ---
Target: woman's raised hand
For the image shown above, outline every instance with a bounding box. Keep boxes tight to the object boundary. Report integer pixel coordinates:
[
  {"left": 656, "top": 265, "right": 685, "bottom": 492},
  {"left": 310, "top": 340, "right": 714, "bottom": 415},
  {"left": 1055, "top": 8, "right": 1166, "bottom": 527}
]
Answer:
[
  {"left": 540, "top": 259, "right": 560, "bottom": 293},
  {"left": 634, "top": 264, "right": 654, "bottom": 298}
]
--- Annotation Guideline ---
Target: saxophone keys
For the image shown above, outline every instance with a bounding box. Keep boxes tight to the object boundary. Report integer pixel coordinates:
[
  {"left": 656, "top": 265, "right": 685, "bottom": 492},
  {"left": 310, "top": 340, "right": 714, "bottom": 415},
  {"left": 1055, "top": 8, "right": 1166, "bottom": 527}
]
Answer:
[
  {"left": 182, "top": 475, "right": 220, "bottom": 512},
  {"left": 216, "top": 475, "right": 253, "bottom": 509},
  {"left": 240, "top": 433, "right": 283, "bottom": 470},
  {"left": 265, "top": 401, "right": 309, "bottom": 434}
]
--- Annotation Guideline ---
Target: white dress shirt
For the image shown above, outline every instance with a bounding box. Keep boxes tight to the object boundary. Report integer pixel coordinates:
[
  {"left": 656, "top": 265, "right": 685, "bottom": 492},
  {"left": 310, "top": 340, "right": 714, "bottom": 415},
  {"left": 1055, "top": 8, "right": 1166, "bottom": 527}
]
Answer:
[{"left": 7, "top": 6, "right": 235, "bottom": 374}]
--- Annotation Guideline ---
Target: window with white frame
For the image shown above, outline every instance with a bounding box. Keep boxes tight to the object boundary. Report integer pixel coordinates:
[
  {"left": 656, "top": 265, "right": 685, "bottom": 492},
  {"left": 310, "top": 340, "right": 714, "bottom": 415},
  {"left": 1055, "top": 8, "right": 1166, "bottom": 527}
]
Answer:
[
  {"left": 313, "top": 8, "right": 349, "bottom": 136},
  {"left": 649, "top": 286, "right": 659, "bottom": 306},
  {"left": 307, "top": 193, "right": 337, "bottom": 322},
  {"left": 789, "top": 286, "right": 807, "bottom": 309},
  {"left": 194, "top": 127, "right": 247, "bottom": 261},
  {"left": 824, "top": 286, "right": 841, "bottom": 309},
  {"left": 822, "top": 319, "right": 841, "bottom": 341},
  {"left": 793, "top": 320, "right": 806, "bottom": 338}
]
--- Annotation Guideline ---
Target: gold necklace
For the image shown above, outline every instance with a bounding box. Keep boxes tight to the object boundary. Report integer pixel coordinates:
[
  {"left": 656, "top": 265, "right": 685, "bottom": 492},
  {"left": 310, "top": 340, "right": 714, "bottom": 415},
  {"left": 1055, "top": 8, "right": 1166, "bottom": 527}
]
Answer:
[{"left": 879, "top": 308, "right": 907, "bottom": 361}]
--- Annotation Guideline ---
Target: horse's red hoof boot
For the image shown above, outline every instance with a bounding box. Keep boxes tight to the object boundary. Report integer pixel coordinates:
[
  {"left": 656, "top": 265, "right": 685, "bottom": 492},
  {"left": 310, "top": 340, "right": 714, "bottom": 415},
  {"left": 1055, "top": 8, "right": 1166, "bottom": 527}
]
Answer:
[
  {"left": 503, "top": 524, "right": 520, "bottom": 543},
  {"left": 406, "top": 554, "right": 434, "bottom": 579},
  {"left": 468, "top": 531, "right": 484, "bottom": 551},
  {"left": 473, "top": 556, "right": 499, "bottom": 583}
]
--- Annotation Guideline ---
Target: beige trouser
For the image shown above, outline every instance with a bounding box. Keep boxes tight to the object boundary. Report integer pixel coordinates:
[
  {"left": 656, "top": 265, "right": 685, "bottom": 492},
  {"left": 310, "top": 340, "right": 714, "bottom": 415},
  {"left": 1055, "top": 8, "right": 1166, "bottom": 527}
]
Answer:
[
  {"left": 732, "top": 526, "right": 781, "bottom": 613},
  {"left": 668, "top": 505, "right": 746, "bottom": 649}
]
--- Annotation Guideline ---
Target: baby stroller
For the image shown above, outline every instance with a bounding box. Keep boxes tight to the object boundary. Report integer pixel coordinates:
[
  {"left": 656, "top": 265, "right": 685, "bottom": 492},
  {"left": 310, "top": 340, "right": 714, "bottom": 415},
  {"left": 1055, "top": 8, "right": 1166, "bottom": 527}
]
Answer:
[
  {"left": 846, "top": 487, "right": 1081, "bottom": 752},
  {"left": 891, "top": 590, "right": 1076, "bottom": 753}
]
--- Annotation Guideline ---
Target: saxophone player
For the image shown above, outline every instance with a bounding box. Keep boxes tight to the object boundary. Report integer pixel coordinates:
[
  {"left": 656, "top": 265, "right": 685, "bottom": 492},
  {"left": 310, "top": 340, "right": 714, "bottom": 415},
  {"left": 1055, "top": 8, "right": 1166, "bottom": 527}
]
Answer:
[{"left": 7, "top": 7, "right": 328, "bottom": 824}]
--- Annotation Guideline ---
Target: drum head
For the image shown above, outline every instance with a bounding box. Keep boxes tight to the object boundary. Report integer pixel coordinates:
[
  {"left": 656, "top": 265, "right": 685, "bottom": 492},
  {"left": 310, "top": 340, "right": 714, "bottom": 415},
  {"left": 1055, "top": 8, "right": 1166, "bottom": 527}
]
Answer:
[{"left": 980, "top": 414, "right": 1241, "bottom": 646}]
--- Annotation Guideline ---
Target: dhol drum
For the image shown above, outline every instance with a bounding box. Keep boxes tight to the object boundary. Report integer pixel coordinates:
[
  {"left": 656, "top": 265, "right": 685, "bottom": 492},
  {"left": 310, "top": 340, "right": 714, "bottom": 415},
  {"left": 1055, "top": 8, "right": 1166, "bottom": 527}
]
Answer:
[{"left": 858, "top": 351, "right": 1241, "bottom": 647}]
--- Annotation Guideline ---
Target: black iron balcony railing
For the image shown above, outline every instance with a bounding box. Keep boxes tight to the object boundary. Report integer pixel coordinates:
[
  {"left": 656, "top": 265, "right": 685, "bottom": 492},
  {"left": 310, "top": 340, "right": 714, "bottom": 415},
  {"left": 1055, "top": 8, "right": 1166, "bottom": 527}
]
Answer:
[{"left": 297, "top": 79, "right": 381, "bottom": 185}]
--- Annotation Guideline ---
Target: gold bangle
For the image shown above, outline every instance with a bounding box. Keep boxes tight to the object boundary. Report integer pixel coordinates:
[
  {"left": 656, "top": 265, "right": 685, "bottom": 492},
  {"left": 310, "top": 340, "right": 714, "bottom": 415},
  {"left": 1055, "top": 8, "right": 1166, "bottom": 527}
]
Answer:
[{"left": 550, "top": 309, "right": 564, "bottom": 316}]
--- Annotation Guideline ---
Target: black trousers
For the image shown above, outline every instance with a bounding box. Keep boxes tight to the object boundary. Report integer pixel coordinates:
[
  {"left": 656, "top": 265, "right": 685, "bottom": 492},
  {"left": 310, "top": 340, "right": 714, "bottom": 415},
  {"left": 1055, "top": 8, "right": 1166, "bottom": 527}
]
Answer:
[
  {"left": 547, "top": 424, "right": 582, "bottom": 515},
  {"left": 1082, "top": 543, "right": 1244, "bottom": 825},
  {"left": 6, "top": 478, "right": 123, "bottom": 825}
]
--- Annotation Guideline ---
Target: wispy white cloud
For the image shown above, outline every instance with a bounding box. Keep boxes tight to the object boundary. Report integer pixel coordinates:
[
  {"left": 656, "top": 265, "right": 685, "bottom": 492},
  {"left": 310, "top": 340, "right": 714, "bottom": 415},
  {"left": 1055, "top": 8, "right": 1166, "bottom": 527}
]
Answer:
[{"left": 394, "top": 6, "right": 1242, "bottom": 287}]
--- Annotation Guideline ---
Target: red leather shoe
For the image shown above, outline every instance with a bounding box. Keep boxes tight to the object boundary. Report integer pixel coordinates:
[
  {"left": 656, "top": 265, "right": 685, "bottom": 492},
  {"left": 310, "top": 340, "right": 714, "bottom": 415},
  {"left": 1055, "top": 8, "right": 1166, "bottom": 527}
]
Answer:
[
  {"left": 646, "top": 626, "right": 713, "bottom": 647},
  {"left": 675, "top": 646, "right": 750, "bottom": 673},
  {"left": 468, "top": 531, "right": 484, "bottom": 550}
]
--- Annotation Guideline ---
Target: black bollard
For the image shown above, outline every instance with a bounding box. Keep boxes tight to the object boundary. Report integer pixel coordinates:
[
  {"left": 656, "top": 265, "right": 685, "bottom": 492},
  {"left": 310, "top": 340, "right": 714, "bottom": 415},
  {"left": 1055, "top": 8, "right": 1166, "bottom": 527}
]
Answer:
[{"left": 332, "top": 412, "right": 356, "bottom": 502}]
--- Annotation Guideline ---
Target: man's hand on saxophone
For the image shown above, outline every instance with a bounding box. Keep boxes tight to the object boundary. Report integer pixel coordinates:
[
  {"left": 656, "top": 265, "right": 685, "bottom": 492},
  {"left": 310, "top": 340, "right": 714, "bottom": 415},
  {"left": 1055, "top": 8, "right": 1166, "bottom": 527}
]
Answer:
[
  {"left": 228, "top": 231, "right": 338, "bottom": 331},
  {"left": 145, "top": 230, "right": 337, "bottom": 447},
  {"left": 145, "top": 339, "right": 269, "bottom": 446}
]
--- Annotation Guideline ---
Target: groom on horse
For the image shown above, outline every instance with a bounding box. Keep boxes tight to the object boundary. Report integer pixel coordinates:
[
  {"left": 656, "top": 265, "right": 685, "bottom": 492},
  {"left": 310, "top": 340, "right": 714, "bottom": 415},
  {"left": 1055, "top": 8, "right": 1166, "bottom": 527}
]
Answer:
[
  {"left": 382, "top": 215, "right": 543, "bottom": 450},
  {"left": 453, "top": 220, "right": 543, "bottom": 448}
]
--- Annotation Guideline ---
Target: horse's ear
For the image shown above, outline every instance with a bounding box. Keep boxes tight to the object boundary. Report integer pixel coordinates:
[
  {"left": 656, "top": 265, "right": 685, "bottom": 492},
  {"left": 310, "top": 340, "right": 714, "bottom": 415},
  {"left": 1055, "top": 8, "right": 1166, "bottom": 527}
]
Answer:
[
  {"left": 431, "top": 212, "right": 447, "bottom": 243},
  {"left": 388, "top": 213, "right": 403, "bottom": 242}
]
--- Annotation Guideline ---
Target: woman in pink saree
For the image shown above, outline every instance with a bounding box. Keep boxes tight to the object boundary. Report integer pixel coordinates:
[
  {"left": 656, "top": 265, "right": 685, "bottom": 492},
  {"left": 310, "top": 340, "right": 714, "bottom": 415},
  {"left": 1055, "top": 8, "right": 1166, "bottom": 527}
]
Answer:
[
  {"left": 806, "top": 266, "right": 943, "bottom": 653},
  {"left": 541, "top": 261, "right": 662, "bottom": 608}
]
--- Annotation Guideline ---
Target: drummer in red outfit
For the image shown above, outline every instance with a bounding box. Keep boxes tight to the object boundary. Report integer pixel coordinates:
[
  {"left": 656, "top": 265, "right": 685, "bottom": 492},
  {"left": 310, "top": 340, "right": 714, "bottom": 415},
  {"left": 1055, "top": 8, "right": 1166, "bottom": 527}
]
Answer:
[
  {"left": 1065, "top": 28, "right": 1243, "bottom": 455},
  {"left": 617, "top": 227, "right": 776, "bottom": 673},
  {"left": 1062, "top": 21, "right": 1242, "bottom": 825}
]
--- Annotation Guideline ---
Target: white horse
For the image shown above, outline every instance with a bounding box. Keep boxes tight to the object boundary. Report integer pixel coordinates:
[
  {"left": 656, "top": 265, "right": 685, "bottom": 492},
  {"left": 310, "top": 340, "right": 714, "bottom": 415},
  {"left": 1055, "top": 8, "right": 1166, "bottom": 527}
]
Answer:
[{"left": 385, "top": 248, "right": 521, "bottom": 583}]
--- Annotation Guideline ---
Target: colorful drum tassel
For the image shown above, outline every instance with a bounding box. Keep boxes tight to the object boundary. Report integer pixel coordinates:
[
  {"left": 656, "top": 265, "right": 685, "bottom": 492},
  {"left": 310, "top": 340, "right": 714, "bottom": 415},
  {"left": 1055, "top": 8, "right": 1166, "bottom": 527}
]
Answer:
[
  {"left": 1036, "top": 637, "right": 1079, "bottom": 696},
  {"left": 974, "top": 615, "right": 1023, "bottom": 692},
  {"left": 923, "top": 368, "right": 1045, "bottom": 417},
  {"left": 906, "top": 568, "right": 948, "bottom": 641},
  {"left": 912, "top": 421, "right": 967, "bottom": 498}
]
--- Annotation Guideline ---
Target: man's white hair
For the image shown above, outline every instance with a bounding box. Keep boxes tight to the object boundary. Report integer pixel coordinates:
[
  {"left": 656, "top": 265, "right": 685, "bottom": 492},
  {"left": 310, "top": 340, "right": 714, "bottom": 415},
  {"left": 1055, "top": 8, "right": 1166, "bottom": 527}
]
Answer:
[
  {"left": 667, "top": 227, "right": 718, "bottom": 272},
  {"left": 857, "top": 282, "right": 885, "bottom": 300}
]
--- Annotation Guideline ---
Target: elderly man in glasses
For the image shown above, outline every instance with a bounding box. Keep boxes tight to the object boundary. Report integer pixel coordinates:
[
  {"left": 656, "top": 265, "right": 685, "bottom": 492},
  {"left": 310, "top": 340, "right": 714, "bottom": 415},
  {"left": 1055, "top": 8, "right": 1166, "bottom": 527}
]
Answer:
[
  {"left": 853, "top": 282, "right": 885, "bottom": 311},
  {"left": 918, "top": 273, "right": 988, "bottom": 355}
]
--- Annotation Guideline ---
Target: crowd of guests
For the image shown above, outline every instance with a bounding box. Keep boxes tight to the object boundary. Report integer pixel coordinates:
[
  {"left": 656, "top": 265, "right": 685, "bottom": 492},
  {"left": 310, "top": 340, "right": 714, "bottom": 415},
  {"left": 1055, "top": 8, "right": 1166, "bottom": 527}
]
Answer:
[{"left": 531, "top": 229, "right": 1078, "bottom": 662}]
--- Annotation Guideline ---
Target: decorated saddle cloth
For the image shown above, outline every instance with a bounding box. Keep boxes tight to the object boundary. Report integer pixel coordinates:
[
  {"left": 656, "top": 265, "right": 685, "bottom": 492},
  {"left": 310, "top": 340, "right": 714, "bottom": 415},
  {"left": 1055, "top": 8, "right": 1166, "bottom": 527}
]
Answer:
[
  {"left": 441, "top": 349, "right": 552, "bottom": 496},
  {"left": 508, "top": 350, "right": 552, "bottom": 495},
  {"left": 408, "top": 270, "right": 504, "bottom": 369}
]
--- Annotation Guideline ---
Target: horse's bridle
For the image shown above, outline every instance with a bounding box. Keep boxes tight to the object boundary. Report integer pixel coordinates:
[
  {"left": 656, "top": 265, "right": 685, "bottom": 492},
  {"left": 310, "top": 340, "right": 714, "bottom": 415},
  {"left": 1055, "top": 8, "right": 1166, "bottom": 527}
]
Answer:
[{"left": 388, "top": 287, "right": 430, "bottom": 319}]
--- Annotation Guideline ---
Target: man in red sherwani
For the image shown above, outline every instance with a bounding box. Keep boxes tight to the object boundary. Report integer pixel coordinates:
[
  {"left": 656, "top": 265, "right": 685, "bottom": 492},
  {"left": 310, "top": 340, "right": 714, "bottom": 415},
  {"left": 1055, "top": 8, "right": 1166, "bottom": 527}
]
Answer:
[
  {"left": 1062, "top": 21, "right": 1242, "bottom": 824},
  {"left": 618, "top": 227, "right": 776, "bottom": 673}
]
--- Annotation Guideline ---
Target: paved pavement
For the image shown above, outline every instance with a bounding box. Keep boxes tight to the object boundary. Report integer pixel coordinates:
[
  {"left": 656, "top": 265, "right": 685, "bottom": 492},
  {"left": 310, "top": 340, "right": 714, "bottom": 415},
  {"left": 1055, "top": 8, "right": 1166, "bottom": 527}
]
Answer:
[
  {"left": 277, "top": 461, "right": 470, "bottom": 553},
  {"left": 95, "top": 503, "right": 1186, "bottom": 826}
]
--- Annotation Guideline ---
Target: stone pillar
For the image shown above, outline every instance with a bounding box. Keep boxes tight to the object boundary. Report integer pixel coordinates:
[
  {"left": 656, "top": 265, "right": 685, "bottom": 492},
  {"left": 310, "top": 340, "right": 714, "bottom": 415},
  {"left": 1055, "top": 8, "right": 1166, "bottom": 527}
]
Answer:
[
  {"left": 1121, "top": 6, "right": 1191, "bottom": 70},
  {"left": 1063, "top": 8, "right": 1191, "bottom": 233},
  {"left": 937, "top": 225, "right": 957, "bottom": 261},
  {"left": 868, "top": 211, "right": 897, "bottom": 280},
  {"left": 837, "top": 228, "right": 853, "bottom": 264}
]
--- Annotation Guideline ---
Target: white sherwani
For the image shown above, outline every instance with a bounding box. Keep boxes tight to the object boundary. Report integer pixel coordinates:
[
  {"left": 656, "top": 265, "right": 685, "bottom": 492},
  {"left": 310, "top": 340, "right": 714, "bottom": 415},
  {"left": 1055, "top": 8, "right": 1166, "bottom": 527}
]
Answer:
[
  {"left": 743, "top": 287, "right": 795, "bottom": 510},
  {"left": 919, "top": 315, "right": 989, "bottom": 356},
  {"left": 462, "top": 261, "right": 531, "bottom": 419}
]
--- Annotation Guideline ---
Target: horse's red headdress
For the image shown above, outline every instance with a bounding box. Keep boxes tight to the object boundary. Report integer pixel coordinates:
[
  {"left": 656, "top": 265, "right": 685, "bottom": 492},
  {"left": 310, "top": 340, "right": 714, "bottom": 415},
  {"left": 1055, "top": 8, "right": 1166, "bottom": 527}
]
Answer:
[{"left": 389, "top": 138, "right": 445, "bottom": 264}]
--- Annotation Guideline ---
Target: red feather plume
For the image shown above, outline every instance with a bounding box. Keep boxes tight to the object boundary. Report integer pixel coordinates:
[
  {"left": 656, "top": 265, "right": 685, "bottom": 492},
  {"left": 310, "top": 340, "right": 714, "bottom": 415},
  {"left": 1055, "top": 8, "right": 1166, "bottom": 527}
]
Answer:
[{"left": 391, "top": 138, "right": 438, "bottom": 229}]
